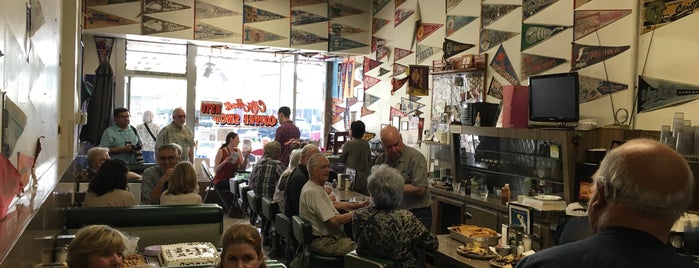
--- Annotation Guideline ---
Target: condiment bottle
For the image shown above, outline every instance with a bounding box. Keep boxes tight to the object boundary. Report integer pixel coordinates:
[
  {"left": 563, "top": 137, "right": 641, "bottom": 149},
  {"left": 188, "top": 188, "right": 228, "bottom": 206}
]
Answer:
[
  {"left": 501, "top": 184, "right": 510, "bottom": 205},
  {"left": 516, "top": 241, "right": 524, "bottom": 256}
]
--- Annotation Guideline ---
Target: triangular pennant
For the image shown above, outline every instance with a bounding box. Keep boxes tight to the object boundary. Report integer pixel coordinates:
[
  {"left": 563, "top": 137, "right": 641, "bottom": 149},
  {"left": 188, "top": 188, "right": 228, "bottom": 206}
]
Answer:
[
  {"left": 481, "top": 4, "right": 520, "bottom": 28},
  {"left": 571, "top": 43, "right": 630, "bottom": 71},
  {"left": 373, "top": 18, "right": 390, "bottom": 33},
  {"left": 416, "top": 23, "right": 443, "bottom": 43},
  {"left": 334, "top": 104, "right": 347, "bottom": 115},
  {"left": 347, "top": 97, "right": 358, "bottom": 107},
  {"left": 330, "top": 23, "right": 364, "bottom": 34},
  {"left": 395, "top": 9, "right": 415, "bottom": 27},
  {"left": 361, "top": 106, "right": 376, "bottom": 116},
  {"left": 394, "top": 47, "right": 414, "bottom": 62},
  {"left": 521, "top": 53, "right": 567, "bottom": 80},
  {"left": 144, "top": 0, "right": 191, "bottom": 14},
  {"left": 416, "top": 44, "right": 441, "bottom": 64},
  {"left": 446, "top": 15, "right": 477, "bottom": 37},
  {"left": 523, "top": 0, "right": 559, "bottom": 20},
  {"left": 291, "top": 9, "right": 329, "bottom": 26},
  {"left": 376, "top": 45, "right": 391, "bottom": 61},
  {"left": 490, "top": 45, "right": 520, "bottom": 85},
  {"left": 521, "top": 24, "right": 570, "bottom": 51},
  {"left": 0, "top": 154, "right": 23, "bottom": 218},
  {"left": 195, "top": 1, "right": 239, "bottom": 19},
  {"left": 332, "top": 114, "right": 344, "bottom": 124},
  {"left": 579, "top": 75, "right": 628, "bottom": 103},
  {"left": 30, "top": 0, "right": 46, "bottom": 37},
  {"left": 443, "top": 38, "right": 475, "bottom": 59},
  {"left": 94, "top": 36, "right": 115, "bottom": 63},
  {"left": 195, "top": 23, "right": 241, "bottom": 40},
  {"left": 142, "top": 15, "right": 191, "bottom": 34},
  {"left": 393, "top": 63, "right": 408, "bottom": 77},
  {"left": 574, "top": 10, "right": 632, "bottom": 40},
  {"left": 243, "top": 5, "right": 286, "bottom": 23},
  {"left": 329, "top": 35, "right": 368, "bottom": 51},
  {"left": 373, "top": 0, "right": 391, "bottom": 16},
  {"left": 291, "top": 0, "right": 328, "bottom": 7},
  {"left": 363, "top": 57, "right": 382, "bottom": 73},
  {"left": 365, "top": 94, "right": 380, "bottom": 106},
  {"left": 364, "top": 75, "right": 381, "bottom": 90},
  {"left": 243, "top": 26, "right": 285, "bottom": 44},
  {"left": 378, "top": 67, "right": 390, "bottom": 77},
  {"left": 395, "top": 0, "right": 407, "bottom": 8},
  {"left": 487, "top": 77, "right": 504, "bottom": 100},
  {"left": 329, "top": 1, "right": 365, "bottom": 18},
  {"left": 479, "top": 29, "right": 518, "bottom": 52},
  {"left": 575, "top": 0, "right": 591, "bottom": 9},
  {"left": 640, "top": 0, "right": 699, "bottom": 34},
  {"left": 446, "top": 0, "right": 464, "bottom": 13},
  {"left": 372, "top": 37, "right": 387, "bottom": 52},
  {"left": 290, "top": 29, "right": 329, "bottom": 46},
  {"left": 85, "top": 8, "right": 139, "bottom": 29},
  {"left": 638, "top": 75, "right": 699, "bottom": 112},
  {"left": 391, "top": 77, "right": 409, "bottom": 95},
  {"left": 401, "top": 97, "right": 426, "bottom": 114},
  {"left": 332, "top": 98, "right": 343, "bottom": 105},
  {"left": 85, "top": 0, "right": 139, "bottom": 7},
  {"left": 409, "top": 95, "right": 421, "bottom": 101},
  {"left": 390, "top": 106, "right": 409, "bottom": 119}
]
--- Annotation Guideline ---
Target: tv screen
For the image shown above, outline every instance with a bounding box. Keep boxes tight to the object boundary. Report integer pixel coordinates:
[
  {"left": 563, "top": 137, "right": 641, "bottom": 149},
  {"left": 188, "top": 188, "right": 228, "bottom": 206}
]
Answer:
[{"left": 528, "top": 72, "right": 579, "bottom": 127}]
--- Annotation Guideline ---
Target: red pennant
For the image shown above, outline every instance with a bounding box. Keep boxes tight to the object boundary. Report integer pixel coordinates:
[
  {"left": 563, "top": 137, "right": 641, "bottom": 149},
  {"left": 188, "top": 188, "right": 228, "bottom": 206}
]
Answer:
[
  {"left": 390, "top": 106, "right": 408, "bottom": 120},
  {"left": 363, "top": 75, "right": 381, "bottom": 90},
  {"left": 361, "top": 106, "right": 376, "bottom": 116},
  {"left": 394, "top": 47, "right": 414, "bottom": 62},
  {"left": 346, "top": 97, "right": 358, "bottom": 107},
  {"left": 391, "top": 77, "right": 409, "bottom": 95},
  {"left": 416, "top": 23, "right": 443, "bottom": 43},
  {"left": 363, "top": 57, "right": 382, "bottom": 73},
  {"left": 334, "top": 105, "right": 347, "bottom": 115},
  {"left": 332, "top": 98, "right": 343, "bottom": 105},
  {"left": 393, "top": 63, "right": 408, "bottom": 76}
]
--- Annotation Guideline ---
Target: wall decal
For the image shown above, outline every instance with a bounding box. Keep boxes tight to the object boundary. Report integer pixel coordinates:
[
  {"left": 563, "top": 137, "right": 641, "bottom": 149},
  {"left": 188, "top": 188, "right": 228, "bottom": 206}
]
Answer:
[
  {"left": 571, "top": 43, "right": 630, "bottom": 71},
  {"left": 521, "top": 24, "right": 570, "bottom": 51}
]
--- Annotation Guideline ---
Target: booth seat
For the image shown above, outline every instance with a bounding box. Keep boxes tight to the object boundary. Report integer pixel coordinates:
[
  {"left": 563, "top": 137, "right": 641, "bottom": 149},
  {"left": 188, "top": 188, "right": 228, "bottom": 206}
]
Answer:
[{"left": 64, "top": 204, "right": 224, "bottom": 251}]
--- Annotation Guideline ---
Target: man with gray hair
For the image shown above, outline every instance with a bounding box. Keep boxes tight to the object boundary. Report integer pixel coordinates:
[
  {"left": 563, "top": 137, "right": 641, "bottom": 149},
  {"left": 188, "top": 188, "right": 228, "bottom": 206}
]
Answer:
[
  {"left": 156, "top": 107, "right": 195, "bottom": 163},
  {"left": 285, "top": 144, "right": 320, "bottom": 218},
  {"left": 141, "top": 143, "right": 182, "bottom": 204},
  {"left": 517, "top": 139, "right": 696, "bottom": 268}
]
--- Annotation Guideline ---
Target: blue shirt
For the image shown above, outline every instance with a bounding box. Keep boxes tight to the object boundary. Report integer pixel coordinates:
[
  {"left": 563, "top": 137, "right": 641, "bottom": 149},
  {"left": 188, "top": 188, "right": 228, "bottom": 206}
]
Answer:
[{"left": 99, "top": 125, "right": 142, "bottom": 164}]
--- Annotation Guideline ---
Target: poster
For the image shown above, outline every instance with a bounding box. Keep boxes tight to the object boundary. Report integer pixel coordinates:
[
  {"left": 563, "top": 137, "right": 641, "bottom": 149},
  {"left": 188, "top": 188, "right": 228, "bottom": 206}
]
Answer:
[{"left": 408, "top": 65, "right": 430, "bottom": 96}]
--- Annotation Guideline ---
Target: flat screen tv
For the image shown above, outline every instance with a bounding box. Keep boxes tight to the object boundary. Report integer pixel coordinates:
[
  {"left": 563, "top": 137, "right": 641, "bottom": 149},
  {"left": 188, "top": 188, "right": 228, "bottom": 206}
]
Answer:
[{"left": 528, "top": 72, "right": 579, "bottom": 128}]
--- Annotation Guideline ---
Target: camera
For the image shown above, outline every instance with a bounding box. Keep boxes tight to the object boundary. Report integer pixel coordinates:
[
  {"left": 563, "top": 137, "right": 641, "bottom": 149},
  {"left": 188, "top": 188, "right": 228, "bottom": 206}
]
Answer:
[{"left": 132, "top": 143, "right": 143, "bottom": 151}]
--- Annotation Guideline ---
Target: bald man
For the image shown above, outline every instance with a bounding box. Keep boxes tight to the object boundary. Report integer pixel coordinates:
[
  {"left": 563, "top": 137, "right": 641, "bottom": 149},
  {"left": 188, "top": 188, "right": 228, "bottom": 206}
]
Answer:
[
  {"left": 517, "top": 139, "right": 696, "bottom": 268},
  {"left": 375, "top": 125, "right": 432, "bottom": 229}
]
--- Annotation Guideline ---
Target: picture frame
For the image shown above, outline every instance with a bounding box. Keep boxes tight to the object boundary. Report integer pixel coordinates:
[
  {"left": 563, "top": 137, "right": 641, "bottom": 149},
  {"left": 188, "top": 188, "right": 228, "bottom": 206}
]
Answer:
[
  {"left": 461, "top": 54, "right": 474, "bottom": 69},
  {"left": 401, "top": 120, "right": 409, "bottom": 130},
  {"left": 392, "top": 116, "right": 400, "bottom": 128},
  {"left": 509, "top": 203, "right": 532, "bottom": 235}
]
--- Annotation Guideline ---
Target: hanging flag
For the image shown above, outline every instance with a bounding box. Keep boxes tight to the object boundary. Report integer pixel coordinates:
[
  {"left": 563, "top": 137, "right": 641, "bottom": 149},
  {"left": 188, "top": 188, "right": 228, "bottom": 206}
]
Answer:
[
  {"left": 373, "top": 18, "right": 390, "bottom": 33},
  {"left": 446, "top": 0, "right": 464, "bottom": 13},
  {"left": 638, "top": 75, "right": 699, "bottom": 112},
  {"left": 641, "top": 0, "right": 699, "bottom": 34},
  {"left": 401, "top": 97, "right": 426, "bottom": 114},
  {"left": 443, "top": 38, "right": 475, "bottom": 59},
  {"left": 17, "top": 152, "right": 35, "bottom": 192},
  {"left": 364, "top": 75, "right": 381, "bottom": 90},
  {"left": 490, "top": 45, "right": 520, "bottom": 85},
  {"left": 329, "top": 1, "right": 365, "bottom": 18},
  {"left": 347, "top": 97, "right": 358, "bottom": 107},
  {"left": 571, "top": 43, "right": 630, "bottom": 71},
  {"left": 574, "top": 10, "right": 631, "bottom": 40},
  {"left": 479, "top": 29, "right": 518, "bottom": 52},
  {"left": 329, "top": 35, "right": 368, "bottom": 51},
  {"left": 332, "top": 114, "right": 343, "bottom": 124},
  {"left": 196, "top": 1, "right": 239, "bottom": 19},
  {"left": 390, "top": 106, "right": 409, "bottom": 119},
  {"left": 85, "top": 9, "right": 139, "bottom": 29},
  {"left": 416, "top": 44, "right": 441, "bottom": 64},
  {"left": 243, "top": 26, "right": 285, "bottom": 43},
  {"left": 395, "top": 9, "right": 415, "bottom": 27},
  {"left": 446, "top": 15, "right": 477, "bottom": 37},
  {"left": 488, "top": 77, "right": 504, "bottom": 100},
  {"left": 579, "top": 75, "right": 628, "bottom": 103},
  {"left": 94, "top": 36, "right": 115, "bottom": 63},
  {"left": 391, "top": 77, "right": 409, "bottom": 95},
  {"left": 330, "top": 23, "right": 364, "bottom": 34},
  {"left": 363, "top": 57, "right": 382, "bottom": 73},
  {"left": 372, "top": 37, "right": 387, "bottom": 52},
  {"left": 393, "top": 63, "right": 408, "bottom": 77},
  {"left": 334, "top": 105, "right": 347, "bottom": 116},
  {"left": 376, "top": 45, "right": 391, "bottom": 61},
  {"left": 243, "top": 5, "right": 286, "bottom": 23},
  {"left": 365, "top": 94, "right": 380, "bottom": 106},
  {"left": 142, "top": 16, "right": 191, "bottom": 34},
  {"left": 522, "top": 0, "right": 559, "bottom": 20},
  {"left": 291, "top": 9, "right": 328, "bottom": 26},
  {"left": 361, "top": 106, "right": 376, "bottom": 116},
  {"left": 575, "top": 0, "right": 591, "bottom": 9},
  {"left": 521, "top": 53, "right": 567, "bottom": 80},
  {"left": 290, "top": 29, "right": 328, "bottom": 46},
  {"left": 144, "top": 0, "right": 191, "bottom": 14},
  {"left": 521, "top": 24, "right": 570, "bottom": 51},
  {"left": 408, "top": 65, "right": 430, "bottom": 96},
  {"left": 395, "top": 0, "right": 407, "bottom": 8},
  {"left": 394, "top": 47, "right": 414, "bottom": 62},
  {"left": 85, "top": 0, "right": 139, "bottom": 7},
  {"left": 409, "top": 95, "right": 421, "bottom": 101},
  {"left": 291, "top": 0, "right": 328, "bottom": 7},
  {"left": 373, "top": 0, "right": 391, "bottom": 16},
  {"left": 481, "top": 4, "right": 520, "bottom": 28},
  {"left": 195, "top": 23, "right": 240, "bottom": 40},
  {"left": 416, "top": 23, "right": 443, "bottom": 43},
  {"left": 0, "top": 154, "right": 22, "bottom": 218}
]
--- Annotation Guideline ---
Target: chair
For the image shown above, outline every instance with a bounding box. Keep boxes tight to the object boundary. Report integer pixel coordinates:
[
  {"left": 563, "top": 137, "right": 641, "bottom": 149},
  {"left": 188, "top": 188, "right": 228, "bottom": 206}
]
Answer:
[
  {"left": 231, "top": 179, "right": 247, "bottom": 208},
  {"left": 261, "top": 197, "right": 280, "bottom": 251},
  {"left": 201, "top": 161, "right": 230, "bottom": 212},
  {"left": 246, "top": 190, "right": 261, "bottom": 225},
  {"left": 291, "top": 215, "right": 345, "bottom": 268},
  {"left": 325, "top": 131, "right": 349, "bottom": 155},
  {"left": 344, "top": 250, "right": 395, "bottom": 268},
  {"left": 275, "top": 213, "right": 295, "bottom": 264}
]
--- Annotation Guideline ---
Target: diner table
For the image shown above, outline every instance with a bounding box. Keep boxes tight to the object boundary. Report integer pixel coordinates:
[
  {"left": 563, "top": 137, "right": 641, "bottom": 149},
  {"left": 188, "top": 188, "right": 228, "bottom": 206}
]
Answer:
[
  {"left": 332, "top": 188, "right": 369, "bottom": 203},
  {"left": 433, "top": 234, "right": 491, "bottom": 268},
  {"left": 143, "top": 256, "right": 286, "bottom": 267}
]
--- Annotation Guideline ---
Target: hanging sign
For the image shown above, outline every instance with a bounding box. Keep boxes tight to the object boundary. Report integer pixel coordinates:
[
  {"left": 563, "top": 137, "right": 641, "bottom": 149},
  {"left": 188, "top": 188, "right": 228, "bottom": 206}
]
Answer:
[{"left": 202, "top": 99, "right": 278, "bottom": 127}]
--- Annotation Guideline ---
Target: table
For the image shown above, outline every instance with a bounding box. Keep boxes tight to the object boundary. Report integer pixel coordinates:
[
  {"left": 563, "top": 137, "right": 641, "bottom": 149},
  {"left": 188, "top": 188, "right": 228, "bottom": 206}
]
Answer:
[
  {"left": 332, "top": 188, "right": 369, "bottom": 203},
  {"left": 144, "top": 255, "right": 286, "bottom": 267},
  {"left": 433, "top": 235, "right": 491, "bottom": 268}
]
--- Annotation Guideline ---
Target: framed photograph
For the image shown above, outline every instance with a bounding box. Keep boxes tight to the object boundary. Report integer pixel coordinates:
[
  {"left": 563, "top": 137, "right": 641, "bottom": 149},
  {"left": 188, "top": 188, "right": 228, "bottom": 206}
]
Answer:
[
  {"left": 401, "top": 120, "right": 409, "bottom": 130},
  {"left": 392, "top": 116, "right": 400, "bottom": 128},
  {"left": 461, "top": 54, "right": 474, "bottom": 68},
  {"left": 509, "top": 203, "right": 532, "bottom": 234}
]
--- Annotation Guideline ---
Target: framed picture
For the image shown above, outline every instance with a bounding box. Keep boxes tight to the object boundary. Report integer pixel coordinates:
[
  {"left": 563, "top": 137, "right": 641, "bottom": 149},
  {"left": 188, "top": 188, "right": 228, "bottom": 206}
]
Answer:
[
  {"left": 401, "top": 120, "right": 409, "bottom": 130},
  {"left": 509, "top": 203, "right": 532, "bottom": 234},
  {"left": 392, "top": 116, "right": 400, "bottom": 128},
  {"left": 461, "top": 54, "right": 474, "bottom": 68}
]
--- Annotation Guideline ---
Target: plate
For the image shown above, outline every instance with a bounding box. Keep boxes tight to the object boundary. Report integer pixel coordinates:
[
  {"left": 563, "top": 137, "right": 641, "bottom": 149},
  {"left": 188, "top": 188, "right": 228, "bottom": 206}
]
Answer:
[
  {"left": 534, "top": 194, "right": 562, "bottom": 201},
  {"left": 456, "top": 245, "right": 497, "bottom": 260},
  {"left": 489, "top": 254, "right": 523, "bottom": 268}
]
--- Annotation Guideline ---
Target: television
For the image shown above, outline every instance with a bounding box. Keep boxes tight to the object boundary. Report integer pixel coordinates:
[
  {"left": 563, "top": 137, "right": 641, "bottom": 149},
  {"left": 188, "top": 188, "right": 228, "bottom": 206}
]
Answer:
[{"left": 528, "top": 72, "right": 579, "bottom": 128}]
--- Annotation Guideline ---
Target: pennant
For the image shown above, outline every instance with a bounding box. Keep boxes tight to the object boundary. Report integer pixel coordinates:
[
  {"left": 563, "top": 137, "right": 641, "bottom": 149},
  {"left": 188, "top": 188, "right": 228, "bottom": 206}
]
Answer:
[
  {"left": 409, "top": 95, "right": 421, "bottom": 101},
  {"left": 521, "top": 24, "right": 569, "bottom": 51},
  {"left": 290, "top": 29, "right": 328, "bottom": 46},
  {"left": 446, "top": 0, "right": 463, "bottom": 13},
  {"left": 488, "top": 77, "right": 504, "bottom": 100},
  {"left": 391, "top": 77, "right": 409, "bottom": 95},
  {"left": 446, "top": 15, "right": 477, "bottom": 37},
  {"left": 395, "top": 0, "right": 407, "bottom": 8},
  {"left": 401, "top": 97, "right": 426, "bottom": 114},
  {"left": 243, "top": 26, "right": 285, "bottom": 44},
  {"left": 291, "top": 0, "right": 328, "bottom": 7},
  {"left": 416, "top": 23, "right": 443, "bottom": 43},
  {"left": 490, "top": 45, "right": 520, "bottom": 85},
  {"left": 329, "top": 35, "right": 368, "bottom": 51},
  {"left": 416, "top": 44, "right": 441, "bottom": 64},
  {"left": 579, "top": 75, "right": 628, "bottom": 103},
  {"left": 365, "top": 94, "right": 380, "bottom": 106},
  {"left": 393, "top": 63, "right": 408, "bottom": 77},
  {"left": 142, "top": 15, "right": 191, "bottom": 34},
  {"left": 521, "top": 53, "right": 567, "bottom": 80},
  {"left": 479, "top": 29, "right": 518, "bottom": 52},
  {"left": 364, "top": 75, "right": 381, "bottom": 90},
  {"left": 372, "top": 37, "right": 387, "bottom": 52},
  {"left": 373, "top": 0, "right": 391, "bottom": 16},
  {"left": 408, "top": 65, "right": 430, "bottom": 96},
  {"left": 85, "top": 9, "right": 139, "bottom": 29},
  {"left": 0, "top": 154, "right": 22, "bottom": 218},
  {"left": 390, "top": 106, "right": 409, "bottom": 119},
  {"left": 196, "top": 1, "right": 240, "bottom": 19},
  {"left": 17, "top": 152, "right": 34, "bottom": 192},
  {"left": 332, "top": 114, "right": 343, "bottom": 124},
  {"left": 243, "top": 5, "right": 286, "bottom": 23},
  {"left": 373, "top": 18, "right": 390, "bottom": 33},
  {"left": 443, "top": 38, "right": 475, "bottom": 59},
  {"left": 378, "top": 67, "right": 390, "bottom": 77},
  {"left": 195, "top": 23, "right": 240, "bottom": 40},
  {"left": 330, "top": 23, "right": 364, "bottom": 34},
  {"left": 638, "top": 75, "right": 699, "bottom": 112},
  {"left": 575, "top": 10, "right": 631, "bottom": 40},
  {"left": 347, "top": 97, "right": 358, "bottom": 108},
  {"left": 394, "top": 47, "right": 414, "bottom": 62},
  {"left": 523, "top": 0, "right": 559, "bottom": 20},
  {"left": 329, "top": 2, "right": 365, "bottom": 18},
  {"left": 291, "top": 9, "right": 328, "bottom": 26},
  {"left": 94, "top": 36, "right": 115, "bottom": 63},
  {"left": 571, "top": 43, "right": 630, "bottom": 71},
  {"left": 481, "top": 4, "right": 520, "bottom": 28},
  {"left": 363, "top": 57, "right": 382, "bottom": 73},
  {"left": 144, "top": 0, "right": 191, "bottom": 14},
  {"left": 85, "top": 0, "right": 139, "bottom": 7},
  {"left": 376, "top": 45, "right": 391, "bottom": 61},
  {"left": 641, "top": 0, "right": 699, "bottom": 34},
  {"left": 395, "top": 9, "right": 415, "bottom": 27},
  {"left": 332, "top": 98, "right": 343, "bottom": 105},
  {"left": 334, "top": 105, "right": 347, "bottom": 115},
  {"left": 575, "top": 0, "right": 592, "bottom": 9},
  {"left": 361, "top": 106, "right": 376, "bottom": 116},
  {"left": 29, "top": 0, "right": 46, "bottom": 37}
]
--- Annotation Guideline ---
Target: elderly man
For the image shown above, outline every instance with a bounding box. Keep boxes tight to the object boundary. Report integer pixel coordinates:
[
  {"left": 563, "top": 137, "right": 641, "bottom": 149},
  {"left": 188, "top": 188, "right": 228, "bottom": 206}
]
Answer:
[
  {"left": 99, "top": 108, "right": 143, "bottom": 164},
  {"left": 375, "top": 125, "right": 432, "bottom": 229},
  {"left": 516, "top": 139, "right": 696, "bottom": 268},
  {"left": 85, "top": 146, "right": 141, "bottom": 181},
  {"left": 141, "top": 143, "right": 182, "bottom": 205},
  {"left": 250, "top": 141, "right": 284, "bottom": 199},
  {"left": 274, "top": 106, "right": 300, "bottom": 167},
  {"left": 284, "top": 144, "right": 321, "bottom": 218},
  {"left": 156, "top": 107, "right": 195, "bottom": 163}
]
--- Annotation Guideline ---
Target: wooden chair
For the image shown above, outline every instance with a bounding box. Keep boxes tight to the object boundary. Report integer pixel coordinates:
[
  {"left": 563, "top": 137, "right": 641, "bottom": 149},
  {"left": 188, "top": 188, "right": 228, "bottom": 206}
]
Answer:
[{"left": 201, "top": 161, "right": 230, "bottom": 212}]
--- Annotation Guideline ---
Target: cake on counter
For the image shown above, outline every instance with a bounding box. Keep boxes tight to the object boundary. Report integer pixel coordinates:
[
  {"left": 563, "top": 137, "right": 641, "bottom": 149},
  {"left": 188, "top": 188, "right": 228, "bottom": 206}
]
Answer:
[{"left": 159, "top": 242, "right": 220, "bottom": 267}]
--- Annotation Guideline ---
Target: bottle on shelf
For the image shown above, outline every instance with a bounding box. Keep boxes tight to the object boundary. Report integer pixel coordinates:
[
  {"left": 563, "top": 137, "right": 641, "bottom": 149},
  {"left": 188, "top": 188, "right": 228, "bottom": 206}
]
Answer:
[
  {"left": 501, "top": 183, "right": 511, "bottom": 205},
  {"left": 528, "top": 181, "right": 538, "bottom": 196}
]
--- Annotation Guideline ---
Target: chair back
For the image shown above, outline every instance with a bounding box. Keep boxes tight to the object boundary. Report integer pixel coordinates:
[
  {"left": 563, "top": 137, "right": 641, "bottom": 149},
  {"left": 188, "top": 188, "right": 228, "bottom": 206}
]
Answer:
[
  {"left": 275, "top": 213, "right": 292, "bottom": 240},
  {"left": 261, "top": 197, "right": 279, "bottom": 223},
  {"left": 291, "top": 215, "right": 314, "bottom": 245},
  {"left": 201, "top": 161, "right": 214, "bottom": 182},
  {"left": 246, "top": 190, "right": 260, "bottom": 215}
]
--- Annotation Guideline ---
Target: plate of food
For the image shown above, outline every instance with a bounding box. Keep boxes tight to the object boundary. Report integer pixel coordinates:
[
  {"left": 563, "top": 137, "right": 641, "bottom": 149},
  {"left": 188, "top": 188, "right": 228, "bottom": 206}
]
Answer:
[
  {"left": 489, "top": 254, "right": 523, "bottom": 268},
  {"left": 448, "top": 224, "right": 501, "bottom": 246},
  {"left": 456, "top": 242, "right": 497, "bottom": 260}
]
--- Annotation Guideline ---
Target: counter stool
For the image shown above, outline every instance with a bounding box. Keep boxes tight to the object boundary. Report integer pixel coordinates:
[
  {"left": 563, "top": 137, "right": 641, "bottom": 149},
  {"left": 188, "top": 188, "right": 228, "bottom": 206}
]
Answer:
[
  {"left": 344, "top": 250, "right": 395, "bottom": 268},
  {"left": 246, "top": 190, "right": 261, "bottom": 226},
  {"left": 291, "top": 215, "right": 345, "bottom": 268},
  {"left": 275, "top": 213, "right": 295, "bottom": 264},
  {"left": 261, "top": 197, "right": 279, "bottom": 250}
]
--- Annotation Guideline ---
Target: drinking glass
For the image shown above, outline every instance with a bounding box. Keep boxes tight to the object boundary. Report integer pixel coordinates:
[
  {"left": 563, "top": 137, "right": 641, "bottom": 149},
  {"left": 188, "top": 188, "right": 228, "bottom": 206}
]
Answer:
[{"left": 480, "top": 187, "right": 489, "bottom": 199}]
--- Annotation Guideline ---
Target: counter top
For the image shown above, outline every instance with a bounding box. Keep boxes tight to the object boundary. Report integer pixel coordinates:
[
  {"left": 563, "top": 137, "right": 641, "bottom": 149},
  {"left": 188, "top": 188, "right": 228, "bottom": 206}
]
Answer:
[{"left": 434, "top": 234, "right": 491, "bottom": 268}]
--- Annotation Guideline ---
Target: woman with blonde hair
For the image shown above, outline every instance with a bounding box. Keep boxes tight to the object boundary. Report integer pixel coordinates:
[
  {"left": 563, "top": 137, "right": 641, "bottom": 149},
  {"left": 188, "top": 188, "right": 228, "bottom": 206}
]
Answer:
[
  {"left": 67, "top": 225, "right": 128, "bottom": 268},
  {"left": 160, "top": 162, "right": 202, "bottom": 205},
  {"left": 218, "top": 223, "right": 266, "bottom": 268}
]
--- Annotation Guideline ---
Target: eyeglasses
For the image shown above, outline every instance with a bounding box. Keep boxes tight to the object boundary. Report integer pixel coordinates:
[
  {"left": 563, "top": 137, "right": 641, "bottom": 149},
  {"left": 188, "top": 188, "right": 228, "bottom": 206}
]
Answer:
[
  {"left": 159, "top": 156, "right": 178, "bottom": 161},
  {"left": 174, "top": 115, "right": 186, "bottom": 119},
  {"left": 116, "top": 114, "right": 131, "bottom": 118}
]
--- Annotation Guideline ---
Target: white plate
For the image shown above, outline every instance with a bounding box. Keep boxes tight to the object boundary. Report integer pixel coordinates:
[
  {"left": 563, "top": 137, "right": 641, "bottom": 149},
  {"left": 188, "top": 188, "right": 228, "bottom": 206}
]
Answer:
[{"left": 534, "top": 194, "right": 562, "bottom": 201}]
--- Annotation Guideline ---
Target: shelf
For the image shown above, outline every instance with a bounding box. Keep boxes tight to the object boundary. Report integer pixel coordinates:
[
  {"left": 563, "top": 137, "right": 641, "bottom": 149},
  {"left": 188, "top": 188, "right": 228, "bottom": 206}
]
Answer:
[
  {"left": 475, "top": 149, "right": 562, "bottom": 160},
  {"left": 460, "top": 165, "right": 564, "bottom": 185},
  {"left": 430, "top": 68, "right": 485, "bottom": 75}
]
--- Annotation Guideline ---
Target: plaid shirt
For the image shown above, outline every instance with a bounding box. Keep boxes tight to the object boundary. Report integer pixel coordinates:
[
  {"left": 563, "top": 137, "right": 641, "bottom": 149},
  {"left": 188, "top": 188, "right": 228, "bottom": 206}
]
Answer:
[
  {"left": 275, "top": 121, "right": 300, "bottom": 167},
  {"left": 250, "top": 156, "right": 285, "bottom": 198}
]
